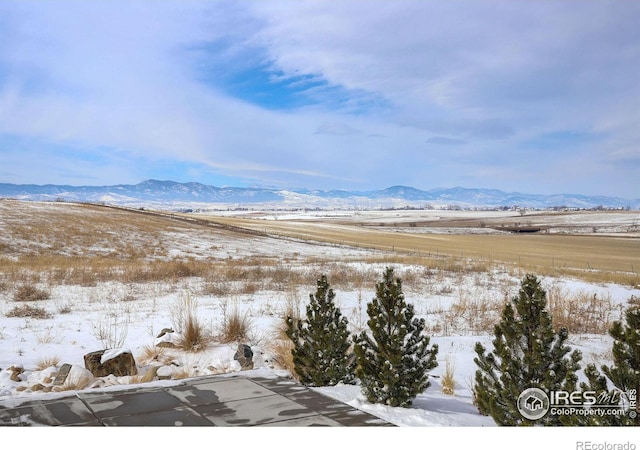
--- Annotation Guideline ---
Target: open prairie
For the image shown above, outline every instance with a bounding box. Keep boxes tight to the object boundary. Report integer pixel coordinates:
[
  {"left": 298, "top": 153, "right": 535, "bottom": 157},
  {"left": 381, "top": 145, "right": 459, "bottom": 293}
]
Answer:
[{"left": 190, "top": 209, "right": 640, "bottom": 286}]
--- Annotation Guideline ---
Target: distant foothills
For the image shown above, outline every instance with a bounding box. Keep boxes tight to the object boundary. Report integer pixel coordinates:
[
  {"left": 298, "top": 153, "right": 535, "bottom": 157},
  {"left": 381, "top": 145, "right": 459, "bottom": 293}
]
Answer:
[{"left": 0, "top": 179, "right": 637, "bottom": 210}]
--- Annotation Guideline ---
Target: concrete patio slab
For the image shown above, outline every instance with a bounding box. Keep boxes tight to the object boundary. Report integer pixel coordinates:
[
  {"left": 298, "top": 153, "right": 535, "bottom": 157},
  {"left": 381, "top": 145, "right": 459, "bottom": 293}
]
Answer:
[{"left": 0, "top": 373, "right": 394, "bottom": 427}]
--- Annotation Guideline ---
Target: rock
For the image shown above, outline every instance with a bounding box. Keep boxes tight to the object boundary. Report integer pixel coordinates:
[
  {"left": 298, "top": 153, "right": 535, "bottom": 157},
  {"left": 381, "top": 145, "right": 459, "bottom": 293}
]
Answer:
[
  {"left": 64, "top": 365, "right": 95, "bottom": 390},
  {"left": 155, "top": 329, "right": 178, "bottom": 348},
  {"left": 139, "top": 366, "right": 159, "bottom": 383},
  {"left": 233, "top": 344, "right": 254, "bottom": 370},
  {"left": 156, "top": 341, "right": 177, "bottom": 348},
  {"left": 156, "top": 328, "right": 174, "bottom": 338},
  {"left": 83, "top": 349, "right": 138, "bottom": 377},
  {"left": 52, "top": 363, "right": 72, "bottom": 386},
  {"left": 31, "top": 383, "right": 46, "bottom": 392},
  {"left": 9, "top": 366, "right": 24, "bottom": 382},
  {"left": 156, "top": 365, "right": 174, "bottom": 380}
]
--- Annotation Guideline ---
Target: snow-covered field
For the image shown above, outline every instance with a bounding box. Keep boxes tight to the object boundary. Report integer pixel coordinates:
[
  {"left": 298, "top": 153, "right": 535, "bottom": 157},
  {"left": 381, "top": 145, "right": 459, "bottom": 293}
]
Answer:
[{"left": 1, "top": 201, "right": 639, "bottom": 445}]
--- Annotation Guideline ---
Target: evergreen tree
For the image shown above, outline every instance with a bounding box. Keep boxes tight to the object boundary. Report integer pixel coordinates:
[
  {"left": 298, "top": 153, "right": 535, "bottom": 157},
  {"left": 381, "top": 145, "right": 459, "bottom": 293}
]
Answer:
[
  {"left": 474, "top": 274, "right": 582, "bottom": 425},
  {"left": 354, "top": 267, "right": 438, "bottom": 407},
  {"left": 285, "top": 275, "right": 356, "bottom": 386},
  {"left": 580, "top": 296, "right": 640, "bottom": 426}
]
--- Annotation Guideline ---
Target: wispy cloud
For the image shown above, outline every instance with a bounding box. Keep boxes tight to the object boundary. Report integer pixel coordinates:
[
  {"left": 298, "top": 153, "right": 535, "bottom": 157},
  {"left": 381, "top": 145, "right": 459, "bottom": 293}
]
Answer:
[{"left": 426, "top": 137, "right": 467, "bottom": 146}]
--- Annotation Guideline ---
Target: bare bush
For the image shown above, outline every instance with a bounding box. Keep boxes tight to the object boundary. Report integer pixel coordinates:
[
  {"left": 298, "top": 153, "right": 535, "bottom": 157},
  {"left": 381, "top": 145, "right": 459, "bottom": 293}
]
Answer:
[
  {"left": 6, "top": 304, "right": 52, "bottom": 319},
  {"left": 91, "top": 307, "right": 129, "bottom": 349},
  {"left": 13, "top": 284, "right": 50, "bottom": 302}
]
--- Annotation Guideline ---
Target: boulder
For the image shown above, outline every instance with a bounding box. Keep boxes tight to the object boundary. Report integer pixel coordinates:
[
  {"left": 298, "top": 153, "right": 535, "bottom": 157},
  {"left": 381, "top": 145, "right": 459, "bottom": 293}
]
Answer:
[
  {"left": 233, "top": 344, "right": 254, "bottom": 370},
  {"left": 83, "top": 349, "right": 138, "bottom": 377}
]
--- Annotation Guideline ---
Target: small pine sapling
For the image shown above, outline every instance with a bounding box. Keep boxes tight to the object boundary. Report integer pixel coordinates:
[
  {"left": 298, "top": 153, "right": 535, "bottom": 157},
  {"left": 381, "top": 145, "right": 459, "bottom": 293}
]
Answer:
[
  {"left": 354, "top": 267, "right": 438, "bottom": 407},
  {"left": 474, "top": 274, "right": 582, "bottom": 425},
  {"left": 286, "top": 275, "right": 356, "bottom": 386}
]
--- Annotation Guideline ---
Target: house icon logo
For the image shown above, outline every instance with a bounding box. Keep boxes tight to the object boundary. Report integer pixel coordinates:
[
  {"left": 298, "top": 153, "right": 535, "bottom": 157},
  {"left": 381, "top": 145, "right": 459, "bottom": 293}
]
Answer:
[{"left": 517, "top": 388, "right": 550, "bottom": 420}]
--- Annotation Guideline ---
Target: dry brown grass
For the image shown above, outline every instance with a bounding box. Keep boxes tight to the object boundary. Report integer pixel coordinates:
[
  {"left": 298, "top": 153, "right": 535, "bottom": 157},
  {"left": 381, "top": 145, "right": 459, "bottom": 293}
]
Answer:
[
  {"left": 266, "top": 338, "right": 296, "bottom": 375},
  {"left": 137, "top": 345, "right": 174, "bottom": 366},
  {"left": 441, "top": 356, "right": 456, "bottom": 396},
  {"left": 547, "top": 285, "right": 618, "bottom": 334},
  {"left": 219, "top": 303, "right": 253, "bottom": 344},
  {"left": 56, "top": 367, "right": 94, "bottom": 392},
  {"left": 445, "top": 291, "right": 506, "bottom": 335},
  {"left": 34, "top": 355, "right": 61, "bottom": 371},
  {"left": 171, "top": 291, "right": 211, "bottom": 352},
  {"left": 6, "top": 304, "right": 52, "bottom": 319}
]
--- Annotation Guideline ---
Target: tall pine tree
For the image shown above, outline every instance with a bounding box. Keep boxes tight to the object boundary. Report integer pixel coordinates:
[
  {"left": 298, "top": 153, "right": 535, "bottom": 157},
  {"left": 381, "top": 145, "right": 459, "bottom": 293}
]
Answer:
[
  {"left": 285, "top": 274, "right": 356, "bottom": 386},
  {"left": 354, "top": 267, "right": 438, "bottom": 407},
  {"left": 474, "top": 274, "right": 582, "bottom": 425},
  {"left": 580, "top": 296, "right": 640, "bottom": 425}
]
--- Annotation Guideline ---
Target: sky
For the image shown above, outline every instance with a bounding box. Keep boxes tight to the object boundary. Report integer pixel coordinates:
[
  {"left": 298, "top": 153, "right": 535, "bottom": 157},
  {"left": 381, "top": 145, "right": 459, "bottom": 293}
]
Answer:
[{"left": 0, "top": 0, "right": 639, "bottom": 198}]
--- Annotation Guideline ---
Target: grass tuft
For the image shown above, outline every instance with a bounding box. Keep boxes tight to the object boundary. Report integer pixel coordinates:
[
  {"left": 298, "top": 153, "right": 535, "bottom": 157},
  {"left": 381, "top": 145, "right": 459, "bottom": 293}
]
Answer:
[
  {"left": 219, "top": 304, "right": 253, "bottom": 344},
  {"left": 171, "top": 291, "right": 211, "bottom": 352},
  {"left": 441, "top": 356, "right": 456, "bottom": 396},
  {"left": 35, "top": 356, "right": 61, "bottom": 371}
]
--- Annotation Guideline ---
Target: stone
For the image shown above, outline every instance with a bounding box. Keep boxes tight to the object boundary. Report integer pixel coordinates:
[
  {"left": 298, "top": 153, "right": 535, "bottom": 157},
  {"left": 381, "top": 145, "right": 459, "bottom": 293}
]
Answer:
[
  {"left": 156, "top": 341, "right": 177, "bottom": 348},
  {"left": 155, "top": 328, "right": 178, "bottom": 347},
  {"left": 52, "top": 363, "right": 72, "bottom": 386},
  {"left": 156, "top": 365, "right": 175, "bottom": 380},
  {"left": 83, "top": 349, "right": 138, "bottom": 378},
  {"left": 65, "top": 365, "right": 95, "bottom": 390},
  {"left": 9, "top": 366, "right": 24, "bottom": 382},
  {"left": 233, "top": 344, "right": 254, "bottom": 370},
  {"left": 31, "top": 383, "right": 46, "bottom": 392},
  {"left": 156, "top": 328, "right": 174, "bottom": 338}
]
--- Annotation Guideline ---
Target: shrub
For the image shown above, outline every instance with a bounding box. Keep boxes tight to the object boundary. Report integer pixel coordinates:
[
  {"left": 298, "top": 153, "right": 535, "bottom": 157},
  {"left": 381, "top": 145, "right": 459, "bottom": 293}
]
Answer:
[
  {"left": 6, "top": 304, "right": 52, "bottom": 319},
  {"left": 13, "top": 284, "right": 50, "bottom": 302},
  {"left": 473, "top": 274, "right": 582, "bottom": 425},
  {"left": 91, "top": 310, "right": 129, "bottom": 349},
  {"left": 286, "top": 275, "right": 356, "bottom": 386},
  {"left": 354, "top": 267, "right": 438, "bottom": 407}
]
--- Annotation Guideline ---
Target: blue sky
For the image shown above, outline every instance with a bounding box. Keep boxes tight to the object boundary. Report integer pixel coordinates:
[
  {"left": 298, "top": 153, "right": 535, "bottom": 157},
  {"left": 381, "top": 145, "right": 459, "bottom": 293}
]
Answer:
[{"left": 0, "top": 0, "right": 638, "bottom": 198}]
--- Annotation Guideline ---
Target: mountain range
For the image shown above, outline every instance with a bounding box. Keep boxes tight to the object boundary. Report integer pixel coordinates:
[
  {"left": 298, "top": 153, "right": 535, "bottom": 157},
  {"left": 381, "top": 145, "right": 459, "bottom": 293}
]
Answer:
[{"left": 0, "top": 179, "right": 637, "bottom": 210}]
